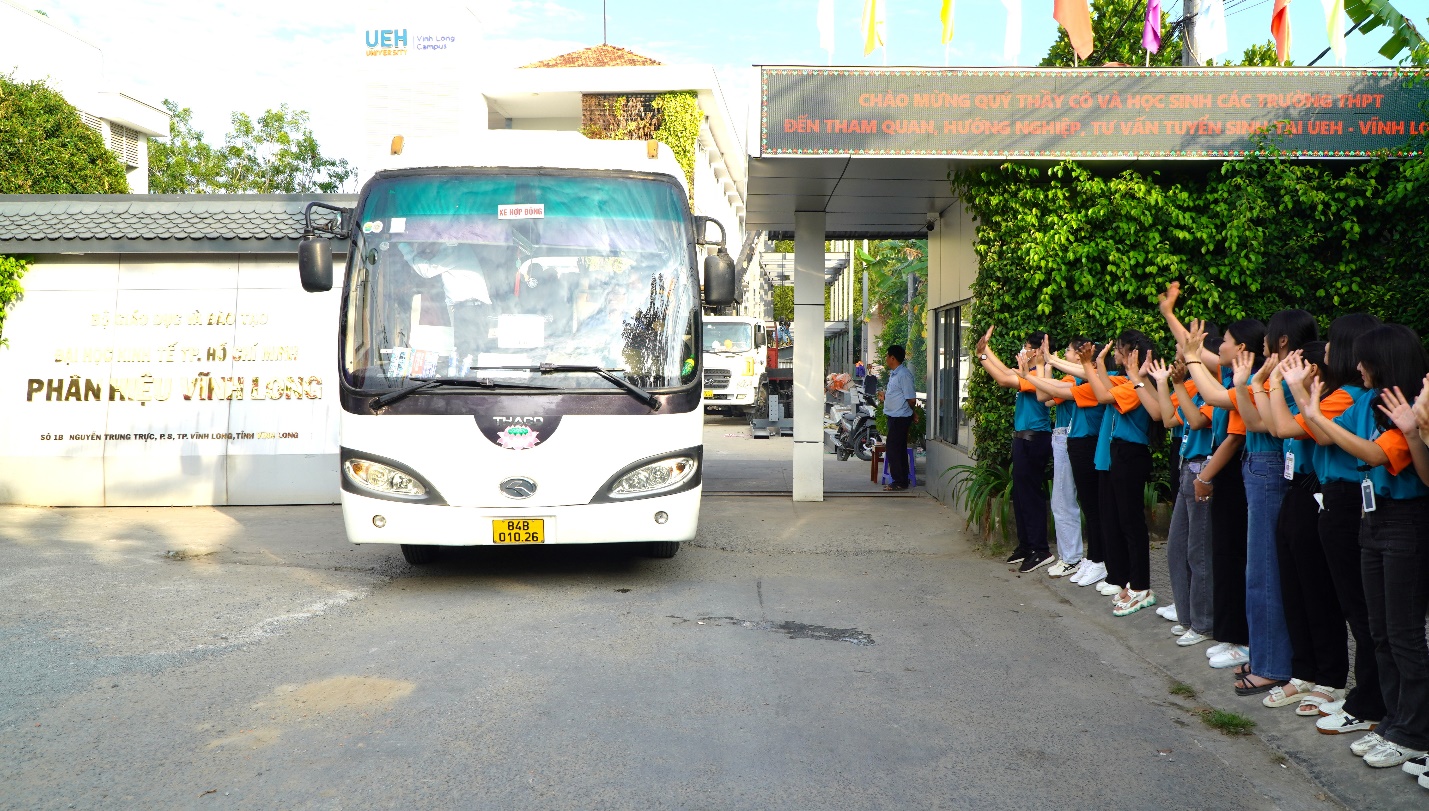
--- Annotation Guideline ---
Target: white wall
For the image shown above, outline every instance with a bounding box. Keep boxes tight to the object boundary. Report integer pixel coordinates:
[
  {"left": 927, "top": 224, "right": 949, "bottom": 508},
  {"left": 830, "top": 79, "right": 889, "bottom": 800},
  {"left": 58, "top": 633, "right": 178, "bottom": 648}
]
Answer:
[
  {"left": 0, "top": 2, "right": 104, "bottom": 110},
  {"left": 0, "top": 255, "right": 342, "bottom": 506}
]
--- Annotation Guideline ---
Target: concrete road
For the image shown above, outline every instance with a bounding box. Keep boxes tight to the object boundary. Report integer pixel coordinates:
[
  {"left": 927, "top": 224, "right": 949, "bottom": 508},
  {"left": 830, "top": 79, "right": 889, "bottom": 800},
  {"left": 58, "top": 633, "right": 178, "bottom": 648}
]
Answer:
[
  {"left": 0, "top": 497, "right": 1357, "bottom": 811},
  {"left": 701, "top": 413, "right": 926, "bottom": 494}
]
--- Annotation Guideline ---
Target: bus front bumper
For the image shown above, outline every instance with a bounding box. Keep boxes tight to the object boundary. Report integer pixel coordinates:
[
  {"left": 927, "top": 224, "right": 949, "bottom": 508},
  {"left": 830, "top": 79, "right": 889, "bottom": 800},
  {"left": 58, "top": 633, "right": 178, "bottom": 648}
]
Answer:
[{"left": 341, "top": 487, "right": 702, "bottom": 546}]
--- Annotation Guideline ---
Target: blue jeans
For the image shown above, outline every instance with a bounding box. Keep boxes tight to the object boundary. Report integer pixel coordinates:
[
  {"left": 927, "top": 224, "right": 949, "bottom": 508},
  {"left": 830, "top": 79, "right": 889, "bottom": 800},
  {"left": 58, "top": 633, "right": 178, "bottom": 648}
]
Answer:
[
  {"left": 1360, "top": 498, "right": 1429, "bottom": 751},
  {"left": 1168, "top": 460, "right": 1214, "bottom": 634},
  {"left": 1244, "top": 452, "right": 1292, "bottom": 680}
]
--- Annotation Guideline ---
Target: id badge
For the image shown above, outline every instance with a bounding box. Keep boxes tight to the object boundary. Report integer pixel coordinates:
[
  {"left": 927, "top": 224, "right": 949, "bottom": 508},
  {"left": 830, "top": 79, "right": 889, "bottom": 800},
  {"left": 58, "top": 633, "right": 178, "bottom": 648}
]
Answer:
[
  {"left": 1361, "top": 478, "right": 1377, "bottom": 513},
  {"left": 1283, "top": 452, "right": 1294, "bottom": 481}
]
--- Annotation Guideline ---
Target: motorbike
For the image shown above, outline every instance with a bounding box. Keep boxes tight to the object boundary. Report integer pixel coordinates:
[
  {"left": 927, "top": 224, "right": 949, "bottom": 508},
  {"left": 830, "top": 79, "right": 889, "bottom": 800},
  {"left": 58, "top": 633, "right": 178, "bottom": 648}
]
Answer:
[{"left": 833, "top": 392, "right": 881, "bottom": 462}]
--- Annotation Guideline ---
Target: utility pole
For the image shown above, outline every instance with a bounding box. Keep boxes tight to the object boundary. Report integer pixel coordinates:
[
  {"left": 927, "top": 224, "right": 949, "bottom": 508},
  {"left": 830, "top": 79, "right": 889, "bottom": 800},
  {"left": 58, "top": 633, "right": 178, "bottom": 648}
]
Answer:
[
  {"left": 1182, "top": 0, "right": 1199, "bottom": 65},
  {"left": 603, "top": 0, "right": 608, "bottom": 44}
]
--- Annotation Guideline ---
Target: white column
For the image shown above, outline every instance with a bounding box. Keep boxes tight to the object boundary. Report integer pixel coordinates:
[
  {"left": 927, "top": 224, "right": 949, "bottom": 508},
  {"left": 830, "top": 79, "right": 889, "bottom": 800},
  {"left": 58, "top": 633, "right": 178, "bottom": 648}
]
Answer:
[{"left": 793, "top": 211, "right": 826, "bottom": 502}]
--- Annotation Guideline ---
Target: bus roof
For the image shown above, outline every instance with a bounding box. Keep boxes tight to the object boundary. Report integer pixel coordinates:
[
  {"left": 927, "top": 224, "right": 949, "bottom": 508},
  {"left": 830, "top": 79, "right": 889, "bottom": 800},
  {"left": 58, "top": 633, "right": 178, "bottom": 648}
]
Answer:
[{"left": 368, "top": 131, "right": 688, "bottom": 194}]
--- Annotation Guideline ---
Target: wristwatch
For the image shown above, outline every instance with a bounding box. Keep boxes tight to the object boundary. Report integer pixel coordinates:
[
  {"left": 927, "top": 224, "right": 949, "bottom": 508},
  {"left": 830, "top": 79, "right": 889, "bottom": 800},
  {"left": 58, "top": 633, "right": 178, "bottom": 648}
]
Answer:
[{"left": 979, "top": 353, "right": 988, "bottom": 360}]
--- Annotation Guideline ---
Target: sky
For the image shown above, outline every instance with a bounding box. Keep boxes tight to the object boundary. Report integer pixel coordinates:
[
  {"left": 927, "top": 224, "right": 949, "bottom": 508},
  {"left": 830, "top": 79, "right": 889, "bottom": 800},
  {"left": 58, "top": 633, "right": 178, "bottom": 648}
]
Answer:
[{"left": 27, "top": 0, "right": 1429, "bottom": 173}]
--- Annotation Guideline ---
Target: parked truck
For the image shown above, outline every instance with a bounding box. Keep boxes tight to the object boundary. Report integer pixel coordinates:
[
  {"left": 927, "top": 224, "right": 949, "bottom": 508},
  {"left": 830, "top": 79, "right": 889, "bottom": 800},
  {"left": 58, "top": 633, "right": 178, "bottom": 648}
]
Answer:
[{"left": 700, "top": 315, "right": 767, "bottom": 420}]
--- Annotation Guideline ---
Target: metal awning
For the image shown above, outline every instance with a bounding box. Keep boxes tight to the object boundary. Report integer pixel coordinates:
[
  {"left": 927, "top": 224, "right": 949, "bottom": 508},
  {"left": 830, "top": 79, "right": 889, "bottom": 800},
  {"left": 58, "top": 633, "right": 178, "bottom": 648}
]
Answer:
[{"left": 758, "top": 251, "right": 850, "bottom": 286}]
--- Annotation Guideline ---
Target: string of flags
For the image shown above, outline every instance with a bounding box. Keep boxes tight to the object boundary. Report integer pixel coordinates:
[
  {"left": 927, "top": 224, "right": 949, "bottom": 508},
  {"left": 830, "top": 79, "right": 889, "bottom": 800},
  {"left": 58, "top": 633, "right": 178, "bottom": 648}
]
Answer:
[{"left": 816, "top": 0, "right": 1350, "bottom": 67}]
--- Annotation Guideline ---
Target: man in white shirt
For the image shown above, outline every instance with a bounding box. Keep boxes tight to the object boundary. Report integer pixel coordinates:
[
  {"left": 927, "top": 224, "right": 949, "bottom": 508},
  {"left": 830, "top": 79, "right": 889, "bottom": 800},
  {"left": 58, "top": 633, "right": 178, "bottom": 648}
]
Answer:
[{"left": 881, "top": 344, "right": 917, "bottom": 491}]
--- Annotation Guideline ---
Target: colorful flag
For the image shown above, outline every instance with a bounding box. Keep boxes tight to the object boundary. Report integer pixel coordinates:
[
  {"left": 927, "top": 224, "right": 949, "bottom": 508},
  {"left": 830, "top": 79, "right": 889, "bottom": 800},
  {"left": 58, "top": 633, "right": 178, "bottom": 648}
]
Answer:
[
  {"left": 941, "top": 0, "right": 956, "bottom": 45},
  {"left": 818, "top": 0, "right": 836, "bottom": 62},
  {"left": 1143, "top": 0, "right": 1162, "bottom": 53},
  {"left": 1199, "top": 0, "right": 1229, "bottom": 60},
  {"left": 1321, "top": 0, "right": 1346, "bottom": 65},
  {"left": 1054, "top": 0, "right": 1095, "bottom": 60},
  {"left": 862, "top": 0, "right": 886, "bottom": 56},
  {"left": 1271, "top": 0, "right": 1292, "bottom": 64},
  {"left": 1000, "top": 0, "right": 1023, "bottom": 64}
]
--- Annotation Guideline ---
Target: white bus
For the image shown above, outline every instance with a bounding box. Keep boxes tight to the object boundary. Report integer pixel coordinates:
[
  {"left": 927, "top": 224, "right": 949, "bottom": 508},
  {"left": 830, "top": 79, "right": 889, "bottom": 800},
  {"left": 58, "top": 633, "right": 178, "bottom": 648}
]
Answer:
[{"left": 297, "top": 132, "right": 736, "bottom": 564}]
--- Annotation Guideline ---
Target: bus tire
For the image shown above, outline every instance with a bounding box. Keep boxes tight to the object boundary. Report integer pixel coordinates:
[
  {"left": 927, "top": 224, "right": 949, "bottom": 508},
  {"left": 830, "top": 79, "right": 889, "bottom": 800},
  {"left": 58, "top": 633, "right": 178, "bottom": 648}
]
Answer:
[
  {"left": 400, "top": 544, "right": 439, "bottom": 565},
  {"left": 645, "top": 541, "right": 680, "bottom": 558}
]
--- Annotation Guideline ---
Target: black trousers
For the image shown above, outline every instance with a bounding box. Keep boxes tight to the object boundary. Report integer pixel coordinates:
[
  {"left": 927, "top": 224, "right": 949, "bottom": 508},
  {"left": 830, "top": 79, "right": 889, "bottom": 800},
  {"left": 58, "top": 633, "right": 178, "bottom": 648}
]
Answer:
[
  {"left": 1011, "top": 433, "right": 1053, "bottom": 556},
  {"left": 1168, "top": 437, "right": 1183, "bottom": 515},
  {"left": 1277, "top": 472, "right": 1348, "bottom": 687},
  {"left": 1320, "top": 481, "right": 1385, "bottom": 721},
  {"left": 1104, "top": 440, "right": 1152, "bottom": 591},
  {"left": 1211, "top": 456, "right": 1250, "bottom": 646},
  {"left": 1066, "top": 436, "right": 1104, "bottom": 564},
  {"left": 1360, "top": 498, "right": 1429, "bottom": 750},
  {"left": 886, "top": 416, "right": 912, "bottom": 488}
]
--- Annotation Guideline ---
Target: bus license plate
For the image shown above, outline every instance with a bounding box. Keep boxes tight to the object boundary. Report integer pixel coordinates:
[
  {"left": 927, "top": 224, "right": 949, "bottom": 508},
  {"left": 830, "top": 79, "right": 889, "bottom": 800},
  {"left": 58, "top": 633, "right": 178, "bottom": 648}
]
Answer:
[{"left": 493, "top": 519, "right": 545, "bottom": 544}]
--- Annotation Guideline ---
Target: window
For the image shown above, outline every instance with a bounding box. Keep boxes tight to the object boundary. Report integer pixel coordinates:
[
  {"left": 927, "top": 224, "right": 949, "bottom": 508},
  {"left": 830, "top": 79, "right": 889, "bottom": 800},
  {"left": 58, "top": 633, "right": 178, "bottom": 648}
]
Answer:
[{"left": 932, "top": 303, "right": 973, "bottom": 448}]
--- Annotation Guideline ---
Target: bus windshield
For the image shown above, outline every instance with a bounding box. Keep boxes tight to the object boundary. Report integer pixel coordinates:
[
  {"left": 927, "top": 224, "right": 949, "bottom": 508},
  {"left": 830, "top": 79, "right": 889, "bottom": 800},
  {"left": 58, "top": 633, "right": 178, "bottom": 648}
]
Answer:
[
  {"left": 342, "top": 173, "right": 700, "bottom": 393},
  {"left": 704, "top": 322, "right": 754, "bottom": 353}
]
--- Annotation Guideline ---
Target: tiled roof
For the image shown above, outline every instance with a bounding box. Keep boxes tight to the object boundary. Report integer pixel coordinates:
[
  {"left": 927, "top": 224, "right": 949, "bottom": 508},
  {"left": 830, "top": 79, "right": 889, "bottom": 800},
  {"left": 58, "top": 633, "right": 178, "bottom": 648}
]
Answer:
[
  {"left": 0, "top": 194, "right": 358, "bottom": 254},
  {"left": 521, "top": 44, "right": 661, "bottom": 69}
]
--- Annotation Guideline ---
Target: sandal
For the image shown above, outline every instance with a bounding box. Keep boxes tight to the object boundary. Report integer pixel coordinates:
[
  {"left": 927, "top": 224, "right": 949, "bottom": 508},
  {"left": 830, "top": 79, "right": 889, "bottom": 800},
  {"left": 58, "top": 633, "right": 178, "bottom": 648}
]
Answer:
[
  {"left": 1235, "top": 674, "right": 1288, "bottom": 697},
  {"left": 1230, "top": 663, "right": 1251, "bottom": 678},
  {"left": 1262, "top": 678, "right": 1311, "bottom": 708},
  {"left": 882, "top": 484, "right": 907, "bottom": 491},
  {"left": 1295, "top": 685, "right": 1345, "bottom": 717}
]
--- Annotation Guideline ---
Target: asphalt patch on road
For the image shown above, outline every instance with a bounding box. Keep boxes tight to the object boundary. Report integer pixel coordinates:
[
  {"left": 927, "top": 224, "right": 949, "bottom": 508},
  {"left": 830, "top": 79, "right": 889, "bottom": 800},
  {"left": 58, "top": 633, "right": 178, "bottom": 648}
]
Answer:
[{"left": 670, "top": 615, "right": 875, "bottom": 646}]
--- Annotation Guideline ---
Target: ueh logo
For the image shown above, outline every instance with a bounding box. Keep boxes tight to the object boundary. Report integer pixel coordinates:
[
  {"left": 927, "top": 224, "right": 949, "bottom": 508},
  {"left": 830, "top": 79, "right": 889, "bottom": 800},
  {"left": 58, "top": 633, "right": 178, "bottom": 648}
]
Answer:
[{"left": 365, "top": 29, "right": 409, "bottom": 48}]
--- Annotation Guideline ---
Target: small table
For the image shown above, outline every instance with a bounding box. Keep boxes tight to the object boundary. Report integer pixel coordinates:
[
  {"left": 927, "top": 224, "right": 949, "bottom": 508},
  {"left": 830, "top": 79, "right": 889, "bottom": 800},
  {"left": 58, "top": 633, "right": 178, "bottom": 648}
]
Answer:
[{"left": 869, "top": 443, "right": 886, "bottom": 483}]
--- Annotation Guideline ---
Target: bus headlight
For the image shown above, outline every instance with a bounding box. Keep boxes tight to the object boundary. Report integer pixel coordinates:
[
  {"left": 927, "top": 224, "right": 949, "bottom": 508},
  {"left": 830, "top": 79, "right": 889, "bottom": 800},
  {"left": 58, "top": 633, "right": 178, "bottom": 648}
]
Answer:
[
  {"left": 344, "top": 458, "right": 427, "bottom": 498},
  {"left": 609, "top": 457, "right": 698, "bottom": 498}
]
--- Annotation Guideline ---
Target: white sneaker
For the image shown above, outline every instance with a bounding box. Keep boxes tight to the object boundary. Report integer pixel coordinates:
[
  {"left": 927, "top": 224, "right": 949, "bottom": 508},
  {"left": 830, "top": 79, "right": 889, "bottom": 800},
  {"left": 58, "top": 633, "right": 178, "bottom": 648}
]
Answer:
[
  {"left": 1078, "top": 561, "right": 1107, "bottom": 587},
  {"left": 1350, "top": 731, "right": 1386, "bottom": 757},
  {"left": 1047, "top": 559, "right": 1079, "bottom": 578},
  {"left": 1176, "top": 630, "right": 1210, "bottom": 647},
  {"left": 1208, "top": 645, "right": 1250, "bottom": 669},
  {"left": 1318, "top": 712, "right": 1378, "bottom": 735},
  {"left": 1170, "top": 624, "right": 1187, "bottom": 636},
  {"left": 1156, "top": 604, "right": 1179, "bottom": 622},
  {"left": 1067, "top": 559, "right": 1091, "bottom": 583},
  {"left": 1364, "top": 742, "right": 1427, "bottom": 768},
  {"left": 1402, "top": 754, "right": 1429, "bottom": 777},
  {"left": 1096, "top": 581, "right": 1122, "bottom": 596},
  {"left": 1206, "top": 642, "right": 1233, "bottom": 658}
]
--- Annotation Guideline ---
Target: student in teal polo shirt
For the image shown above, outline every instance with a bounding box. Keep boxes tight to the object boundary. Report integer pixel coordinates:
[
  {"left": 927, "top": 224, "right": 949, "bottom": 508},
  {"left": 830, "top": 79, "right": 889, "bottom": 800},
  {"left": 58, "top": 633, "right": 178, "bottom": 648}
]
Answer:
[
  {"left": 1295, "top": 324, "right": 1429, "bottom": 769},
  {"left": 978, "top": 327, "right": 1056, "bottom": 574},
  {"left": 1272, "top": 314, "right": 1383, "bottom": 727}
]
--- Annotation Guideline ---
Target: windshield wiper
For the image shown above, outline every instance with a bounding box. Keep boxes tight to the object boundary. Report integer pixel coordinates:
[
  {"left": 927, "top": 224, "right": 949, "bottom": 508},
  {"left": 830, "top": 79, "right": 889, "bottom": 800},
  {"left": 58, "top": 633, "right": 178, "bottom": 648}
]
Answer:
[
  {"left": 371, "top": 377, "right": 555, "bottom": 410},
  {"left": 453, "top": 364, "right": 662, "bottom": 410}
]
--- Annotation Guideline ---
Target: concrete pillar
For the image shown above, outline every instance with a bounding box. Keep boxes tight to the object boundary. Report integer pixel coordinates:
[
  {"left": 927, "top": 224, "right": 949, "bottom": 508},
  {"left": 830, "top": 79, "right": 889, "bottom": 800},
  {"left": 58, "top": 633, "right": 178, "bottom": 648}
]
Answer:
[{"left": 793, "top": 211, "right": 826, "bottom": 502}]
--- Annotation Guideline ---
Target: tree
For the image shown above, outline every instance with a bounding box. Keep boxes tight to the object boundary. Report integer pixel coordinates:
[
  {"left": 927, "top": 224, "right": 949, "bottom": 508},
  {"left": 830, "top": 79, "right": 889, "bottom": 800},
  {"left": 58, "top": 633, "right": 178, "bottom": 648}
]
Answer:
[
  {"left": 1233, "top": 41, "right": 1285, "bottom": 67},
  {"left": 147, "top": 101, "right": 222, "bottom": 193},
  {"left": 1042, "top": 0, "right": 1184, "bottom": 67},
  {"left": 220, "top": 105, "right": 355, "bottom": 193},
  {"left": 0, "top": 75, "right": 129, "bottom": 193},
  {"left": 148, "top": 101, "right": 355, "bottom": 194}
]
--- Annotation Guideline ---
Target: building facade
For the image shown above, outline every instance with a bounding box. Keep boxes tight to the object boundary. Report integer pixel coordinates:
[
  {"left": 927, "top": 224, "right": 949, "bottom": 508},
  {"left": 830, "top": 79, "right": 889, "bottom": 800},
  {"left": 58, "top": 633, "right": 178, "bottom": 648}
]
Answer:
[{"left": 0, "top": 1, "right": 170, "bottom": 193}]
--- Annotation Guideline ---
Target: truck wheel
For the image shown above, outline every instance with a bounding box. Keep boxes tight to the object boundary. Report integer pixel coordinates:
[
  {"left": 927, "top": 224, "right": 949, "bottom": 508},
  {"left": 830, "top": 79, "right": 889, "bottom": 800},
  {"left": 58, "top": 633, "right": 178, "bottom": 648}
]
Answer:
[
  {"left": 645, "top": 541, "right": 680, "bottom": 558},
  {"left": 400, "top": 544, "right": 439, "bottom": 565},
  {"left": 853, "top": 426, "right": 875, "bottom": 462},
  {"left": 751, "top": 387, "right": 769, "bottom": 423}
]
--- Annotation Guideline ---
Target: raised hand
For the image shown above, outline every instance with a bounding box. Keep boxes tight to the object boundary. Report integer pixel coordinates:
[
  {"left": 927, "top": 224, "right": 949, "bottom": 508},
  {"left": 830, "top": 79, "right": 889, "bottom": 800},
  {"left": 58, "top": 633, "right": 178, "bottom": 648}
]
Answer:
[
  {"left": 1159, "top": 280, "right": 1181, "bottom": 315},
  {"left": 1231, "top": 350, "right": 1255, "bottom": 387},
  {"left": 1078, "top": 342, "right": 1098, "bottom": 365},
  {"left": 1040, "top": 334, "right": 1052, "bottom": 363},
  {"left": 1268, "top": 350, "right": 1298, "bottom": 384},
  {"left": 977, "top": 326, "right": 993, "bottom": 354},
  {"left": 1280, "top": 354, "right": 1312, "bottom": 390},
  {"left": 1378, "top": 386, "right": 1419, "bottom": 435},
  {"left": 1171, "top": 358, "right": 1187, "bottom": 381},
  {"left": 1414, "top": 374, "right": 1429, "bottom": 444},
  {"left": 1015, "top": 348, "right": 1030, "bottom": 375},
  {"left": 1148, "top": 358, "right": 1173, "bottom": 384},
  {"left": 1125, "top": 348, "right": 1143, "bottom": 381},
  {"left": 1304, "top": 377, "right": 1324, "bottom": 420},
  {"left": 1184, "top": 319, "right": 1206, "bottom": 359},
  {"left": 1254, "top": 352, "right": 1281, "bottom": 385}
]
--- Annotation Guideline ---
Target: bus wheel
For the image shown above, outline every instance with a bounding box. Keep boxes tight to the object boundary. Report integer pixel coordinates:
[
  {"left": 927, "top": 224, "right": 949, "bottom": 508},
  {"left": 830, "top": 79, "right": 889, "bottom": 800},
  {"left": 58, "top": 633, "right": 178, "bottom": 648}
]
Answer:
[
  {"left": 645, "top": 541, "right": 680, "bottom": 558},
  {"left": 400, "top": 544, "right": 439, "bottom": 565}
]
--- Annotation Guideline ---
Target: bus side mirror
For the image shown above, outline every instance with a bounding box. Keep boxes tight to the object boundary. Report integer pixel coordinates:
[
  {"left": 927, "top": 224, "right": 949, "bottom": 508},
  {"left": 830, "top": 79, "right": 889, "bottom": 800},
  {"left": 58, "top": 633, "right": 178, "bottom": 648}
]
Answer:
[
  {"left": 298, "top": 237, "right": 333, "bottom": 292},
  {"left": 703, "top": 249, "right": 736, "bottom": 306}
]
